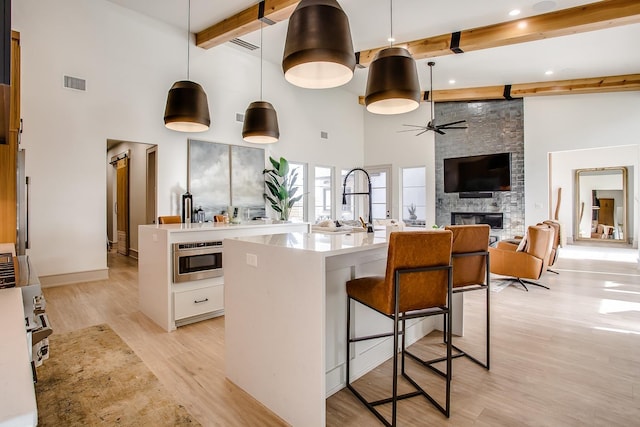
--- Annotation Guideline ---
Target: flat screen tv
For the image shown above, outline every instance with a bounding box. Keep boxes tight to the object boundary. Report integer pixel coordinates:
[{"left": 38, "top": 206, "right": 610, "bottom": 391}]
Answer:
[{"left": 444, "top": 152, "right": 511, "bottom": 193}]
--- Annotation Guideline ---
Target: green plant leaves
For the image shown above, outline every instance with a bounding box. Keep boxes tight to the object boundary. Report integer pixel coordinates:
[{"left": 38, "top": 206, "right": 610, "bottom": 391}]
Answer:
[{"left": 263, "top": 156, "right": 300, "bottom": 220}]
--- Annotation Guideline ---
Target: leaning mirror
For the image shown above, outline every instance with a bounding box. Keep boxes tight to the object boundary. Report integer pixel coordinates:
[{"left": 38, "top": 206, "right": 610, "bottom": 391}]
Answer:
[{"left": 575, "top": 167, "right": 627, "bottom": 242}]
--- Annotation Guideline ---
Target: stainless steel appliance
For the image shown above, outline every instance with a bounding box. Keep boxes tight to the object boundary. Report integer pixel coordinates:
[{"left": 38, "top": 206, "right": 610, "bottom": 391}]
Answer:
[
  {"left": 181, "top": 192, "right": 193, "bottom": 224},
  {"left": 1, "top": 252, "right": 52, "bottom": 375},
  {"left": 173, "top": 241, "right": 223, "bottom": 283}
]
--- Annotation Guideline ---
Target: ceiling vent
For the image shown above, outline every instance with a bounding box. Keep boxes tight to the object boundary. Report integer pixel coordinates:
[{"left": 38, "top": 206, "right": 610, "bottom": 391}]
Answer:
[
  {"left": 229, "top": 38, "right": 259, "bottom": 51},
  {"left": 63, "top": 75, "right": 86, "bottom": 91},
  {"left": 236, "top": 113, "right": 245, "bottom": 123}
]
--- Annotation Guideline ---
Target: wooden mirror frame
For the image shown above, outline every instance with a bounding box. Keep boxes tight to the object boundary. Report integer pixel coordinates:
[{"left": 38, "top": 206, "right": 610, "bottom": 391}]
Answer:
[{"left": 575, "top": 166, "right": 628, "bottom": 243}]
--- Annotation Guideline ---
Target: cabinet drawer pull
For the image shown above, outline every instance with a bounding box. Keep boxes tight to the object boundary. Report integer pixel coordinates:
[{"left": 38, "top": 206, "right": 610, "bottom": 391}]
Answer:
[{"left": 194, "top": 298, "right": 209, "bottom": 304}]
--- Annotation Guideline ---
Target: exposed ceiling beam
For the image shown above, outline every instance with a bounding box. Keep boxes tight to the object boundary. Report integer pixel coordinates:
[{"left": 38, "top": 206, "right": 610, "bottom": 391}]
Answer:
[
  {"left": 196, "top": 0, "right": 640, "bottom": 70},
  {"left": 358, "top": 0, "right": 640, "bottom": 66},
  {"left": 196, "top": 0, "right": 299, "bottom": 49},
  {"left": 357, "top": 74, "right": 640, "bottom": 104}
]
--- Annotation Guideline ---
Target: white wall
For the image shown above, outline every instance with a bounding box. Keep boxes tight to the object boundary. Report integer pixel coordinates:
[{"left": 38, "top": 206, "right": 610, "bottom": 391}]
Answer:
[
  {"left": 524, "top": 92, "right": 640, "bottom": 230},
  {"left": 13, "top": 0, "right": 363, "bottom": 279},
  {"left": 363, "top": 103, "right": 436, "bottom": 226}
]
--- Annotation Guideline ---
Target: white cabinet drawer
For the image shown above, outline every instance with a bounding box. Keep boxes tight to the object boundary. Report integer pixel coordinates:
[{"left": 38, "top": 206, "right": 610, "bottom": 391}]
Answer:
[{"left": 174, "top": 285, "right": 223, "bottom": 320}]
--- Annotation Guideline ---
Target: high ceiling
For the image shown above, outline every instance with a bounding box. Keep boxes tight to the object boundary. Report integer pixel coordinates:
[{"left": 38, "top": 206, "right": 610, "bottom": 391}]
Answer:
[{"left": 106, "top": 0, "right": 640, "bottom": 96}]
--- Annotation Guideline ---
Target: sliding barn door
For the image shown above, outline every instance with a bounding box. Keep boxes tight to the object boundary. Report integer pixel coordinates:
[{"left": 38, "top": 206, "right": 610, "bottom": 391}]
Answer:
[{"left": 116, "top": 158, "right": 129, "bottom": 256}]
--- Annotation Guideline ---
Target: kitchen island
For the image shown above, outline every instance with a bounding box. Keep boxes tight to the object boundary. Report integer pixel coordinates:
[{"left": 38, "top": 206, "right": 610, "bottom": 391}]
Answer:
[
  {"left": 223, "top": 231, "right": 458, "bottom": 426},
  {"left": 138, "top": 221, "right": 308, "bottom": 332}
]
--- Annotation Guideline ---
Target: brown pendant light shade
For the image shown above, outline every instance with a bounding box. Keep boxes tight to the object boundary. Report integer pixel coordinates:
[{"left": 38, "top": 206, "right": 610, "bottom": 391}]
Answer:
[
  {"left": 164, "top": 80, "right": 211, "bottom": 132},
  {"left": 242, "top": 101, "right": 280, "bottom": 144},
  {"left": 364, "top": 47, "right": 421, "bottom": 115},
  {"left": 282, "top": 0, "right": 355, "bottom": 89}
]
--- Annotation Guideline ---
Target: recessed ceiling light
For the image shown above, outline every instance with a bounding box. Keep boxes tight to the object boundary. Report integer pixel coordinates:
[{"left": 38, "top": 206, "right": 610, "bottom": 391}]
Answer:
[
  {"left": 518, "top": 21, "right": 527, "bottom": 29},
  {"left": 545, "top": 70, "right": 554, "bottom": 75},
  {"left": 509, "top": 9, "right": 521, "bottom": 16},
  {"left": 387, "top": 37, "right": 395, "bottom": 43},
  {"left": 449, "top": 79, "right": 456, "bottom": 84}
]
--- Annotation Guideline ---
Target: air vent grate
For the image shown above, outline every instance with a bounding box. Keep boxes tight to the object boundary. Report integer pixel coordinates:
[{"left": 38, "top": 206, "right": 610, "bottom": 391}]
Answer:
[
  {"left": 236, "top": 113, "right": 245, "bottom": 123},
  {"left": 229, "top": 38, "right": 259, "bottom": 51},
  {"left": 63, "top": 75, "right": 87, "bottom": 91}
]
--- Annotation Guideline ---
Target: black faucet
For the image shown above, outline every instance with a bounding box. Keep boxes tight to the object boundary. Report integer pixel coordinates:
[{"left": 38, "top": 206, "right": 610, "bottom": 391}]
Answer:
[{"left": 342, "top": 168, "right": 374, "bottom": 232}]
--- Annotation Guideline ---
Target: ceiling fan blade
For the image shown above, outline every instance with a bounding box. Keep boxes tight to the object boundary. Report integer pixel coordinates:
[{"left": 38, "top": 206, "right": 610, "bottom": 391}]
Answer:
[
  {"left": 434, "top": 128, "right": 446, "bottom": 135},
  {"left": 415, "top": 129, "right": 429, "bottom": 136},
  {"left": 397, "top": 128, "right": 425, "bottom": 133},
  {"left": 440, "top": 120, "right": 467, "bottom": 127},
  {"left": 440, "top": 126, "right": 468, "bottom": 130},
  {"left": 401, "top": 124, "right": 429, "bottom": 128}
]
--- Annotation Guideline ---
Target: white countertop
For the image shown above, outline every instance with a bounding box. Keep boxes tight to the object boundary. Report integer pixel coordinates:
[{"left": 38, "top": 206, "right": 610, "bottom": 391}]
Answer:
[
  {"left": 0, "top": 288, "right": 38, "bottom": 427},
  {"left": 140, "top": 220, "right": 307, "bottom": 234},
  {"left": 227, "top": 230, "right": 388, "bottom": 256}
]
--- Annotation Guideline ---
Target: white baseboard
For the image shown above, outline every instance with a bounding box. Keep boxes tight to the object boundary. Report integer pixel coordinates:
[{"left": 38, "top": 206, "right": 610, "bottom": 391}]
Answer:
[{"left": 39, "top": 268, "right": 109, "bottom": 288}]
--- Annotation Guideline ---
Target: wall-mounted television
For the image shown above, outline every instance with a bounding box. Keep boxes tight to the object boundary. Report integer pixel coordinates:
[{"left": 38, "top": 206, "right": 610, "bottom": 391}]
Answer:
[{"left": 444, "top": 152, "right": 511, "bottom": 193}]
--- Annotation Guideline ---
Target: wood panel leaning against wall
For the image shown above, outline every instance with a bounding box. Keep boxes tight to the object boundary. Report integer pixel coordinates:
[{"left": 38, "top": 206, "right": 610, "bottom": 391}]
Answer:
[{"left": 0, "top": 30, "right": 20, "bottom": 244}]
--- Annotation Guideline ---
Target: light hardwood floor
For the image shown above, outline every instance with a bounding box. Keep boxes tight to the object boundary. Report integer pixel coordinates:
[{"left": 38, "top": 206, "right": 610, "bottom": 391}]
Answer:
[{"left": 41, "top": 245, "right": 640, "bottom": 426}]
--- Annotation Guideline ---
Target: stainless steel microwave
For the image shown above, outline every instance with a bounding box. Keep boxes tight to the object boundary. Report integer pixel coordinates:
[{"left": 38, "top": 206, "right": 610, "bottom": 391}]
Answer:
[{"left": 172, "top": 241, "right": 223, "bottom": 283}]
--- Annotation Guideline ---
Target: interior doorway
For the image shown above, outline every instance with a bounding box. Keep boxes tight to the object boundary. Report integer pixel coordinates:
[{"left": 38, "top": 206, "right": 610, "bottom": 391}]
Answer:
[{"left": 107, "top": 139, "right": 156, "bottom": 260}]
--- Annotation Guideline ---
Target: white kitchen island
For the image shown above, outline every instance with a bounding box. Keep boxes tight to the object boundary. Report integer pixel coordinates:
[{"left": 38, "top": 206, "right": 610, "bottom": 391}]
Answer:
[
  {"left": 138, "top": 221, "right": 308, "bottom": 332},
  {"left": 224, "top": 231, "right": 456, "bottom": 427}
]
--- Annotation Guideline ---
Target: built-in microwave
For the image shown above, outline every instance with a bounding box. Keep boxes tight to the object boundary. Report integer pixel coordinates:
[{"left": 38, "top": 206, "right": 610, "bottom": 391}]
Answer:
[{"left": 172, "top": 241, "right": 223, "bottom": 283}]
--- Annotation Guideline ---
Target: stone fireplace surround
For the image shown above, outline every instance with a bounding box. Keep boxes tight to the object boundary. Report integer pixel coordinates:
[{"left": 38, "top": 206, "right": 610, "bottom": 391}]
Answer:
[{"left": 434, "top": 100, "right": 525, "bottom": 241}]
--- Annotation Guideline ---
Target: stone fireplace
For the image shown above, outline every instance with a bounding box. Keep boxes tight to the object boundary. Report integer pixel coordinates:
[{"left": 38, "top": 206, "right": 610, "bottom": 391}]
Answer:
[{"left": 434, "top": 100, "right": 525, "bottom": 241}]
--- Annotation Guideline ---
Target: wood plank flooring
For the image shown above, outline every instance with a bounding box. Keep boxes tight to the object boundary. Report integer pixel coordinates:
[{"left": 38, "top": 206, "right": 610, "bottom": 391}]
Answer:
[{"left": 41, "top": 246, "right": 640, "bottom": 426}]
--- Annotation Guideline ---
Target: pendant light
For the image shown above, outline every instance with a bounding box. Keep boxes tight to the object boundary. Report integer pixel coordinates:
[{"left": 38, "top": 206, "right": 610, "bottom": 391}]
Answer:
[
  {"left": 364, "top": 0, "right": 420, "bottom": 115},
  {"left": 282, "top": 0, "right": 355, "bottom": 89},
  {"left": 164, "top": 0, "right": 210, "bottom": 132},
  {"left": 243, "top": 23, "right": 279, "bottom": 144}
]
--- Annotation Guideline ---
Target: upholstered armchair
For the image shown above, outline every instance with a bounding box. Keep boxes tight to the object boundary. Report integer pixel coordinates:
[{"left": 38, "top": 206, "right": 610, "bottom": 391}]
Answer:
[{"left": 488, "top": 225, "right": 554, "bottom": 291}]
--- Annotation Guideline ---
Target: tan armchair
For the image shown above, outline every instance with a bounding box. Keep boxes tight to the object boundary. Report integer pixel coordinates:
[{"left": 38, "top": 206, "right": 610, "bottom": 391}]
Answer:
[{"left": 488, "top": 225, "right": 553, "bottom": 291}]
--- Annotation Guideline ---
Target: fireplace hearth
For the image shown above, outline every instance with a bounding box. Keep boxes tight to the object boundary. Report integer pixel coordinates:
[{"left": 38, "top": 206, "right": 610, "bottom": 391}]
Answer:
[{"left": 451, "top": 212, "right": 503, "bottom": 229}]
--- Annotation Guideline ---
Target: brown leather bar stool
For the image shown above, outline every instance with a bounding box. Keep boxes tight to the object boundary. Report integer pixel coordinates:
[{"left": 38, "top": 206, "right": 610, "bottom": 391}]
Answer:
[
  {"left": 346, "top": 230, "right": 453, "bottom": 426},
  {"left": 415, "top": 224, "right": 491, "bottom": 370},
  {"left": 158, "top": 215, "right": 181, "bottom": 224}
]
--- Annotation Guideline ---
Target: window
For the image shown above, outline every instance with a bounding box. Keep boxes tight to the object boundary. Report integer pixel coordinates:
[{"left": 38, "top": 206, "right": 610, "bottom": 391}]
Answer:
[
  {"left": 340, "top": 169, "right": 357, "bottom": 221},
  {"left": 367, "top": 166, "right": 391, "bottom": 221},
  {"left": 401, "top": 167, "right": 426, "bottom": 226},
  {"left": 314, "top": 166, "right": 333, "bottom": 222},
  {"left": 288, "top": 162, "right": 307, "bottom": 222}
]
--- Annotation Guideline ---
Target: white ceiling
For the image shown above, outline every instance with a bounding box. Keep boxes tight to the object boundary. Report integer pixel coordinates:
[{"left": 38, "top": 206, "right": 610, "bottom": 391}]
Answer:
[{"left": 106, "top": 0, "right": 640, "bottom": 95}]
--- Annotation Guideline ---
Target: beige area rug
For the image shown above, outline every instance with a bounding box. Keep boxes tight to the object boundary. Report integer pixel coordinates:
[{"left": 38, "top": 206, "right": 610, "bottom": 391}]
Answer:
[{"left": 35, "top": 324, "right": 200, "bottom": 426}]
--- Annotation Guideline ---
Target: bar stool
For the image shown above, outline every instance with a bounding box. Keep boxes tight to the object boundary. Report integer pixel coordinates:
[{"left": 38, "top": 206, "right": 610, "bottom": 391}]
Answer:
[
  {"left": 158, "top": 215, "right": 181, "bottom": 224},
  {"left": 406, "top": 225, "right": 491, "bottom": 371},
  {"left": 346, "top": 230, "right": 453, "bottom": 426}
]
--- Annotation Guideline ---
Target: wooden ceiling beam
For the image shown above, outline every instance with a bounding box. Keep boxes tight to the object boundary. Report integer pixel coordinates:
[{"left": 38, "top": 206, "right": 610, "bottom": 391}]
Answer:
[
  {"left": 356, "top": 0, "right": 640, "bottom": 67},
  {"left": 196, "top": 0, "right": 299, "bottom": 49},
  {"left": 357, "top": 74, "right": 640, "bottom": 104}
]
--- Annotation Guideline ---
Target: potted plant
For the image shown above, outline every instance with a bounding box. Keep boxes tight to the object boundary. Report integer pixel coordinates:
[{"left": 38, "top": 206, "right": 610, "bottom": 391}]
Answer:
[
  {"left": 408, "top": 203, "right": 417, "bottom": 220},
  {"left": 263, "top": 156, "right": 303, "bottom": 221}
]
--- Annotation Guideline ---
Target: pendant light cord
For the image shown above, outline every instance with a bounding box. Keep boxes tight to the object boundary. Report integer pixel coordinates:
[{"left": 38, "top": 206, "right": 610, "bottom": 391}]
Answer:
[
  {"left": 389, "top": 0, "right": 393, "bottom": 48},
  {"left": 260, "top": 22, "right": 263, "bottom": 101},
  {"left": 186, "top": 0, "right": 191, "bottom": 80}
]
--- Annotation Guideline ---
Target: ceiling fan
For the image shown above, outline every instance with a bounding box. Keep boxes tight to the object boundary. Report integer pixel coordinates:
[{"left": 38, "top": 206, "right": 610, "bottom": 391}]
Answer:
[{"left": 399, "top": 61, "right": 468, "bottom": 136}]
